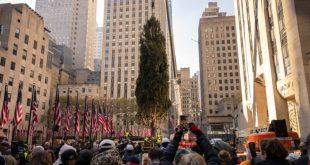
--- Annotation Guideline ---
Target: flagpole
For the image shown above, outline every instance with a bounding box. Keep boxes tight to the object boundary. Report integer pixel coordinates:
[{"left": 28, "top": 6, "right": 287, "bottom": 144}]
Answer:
[
  {"left": 82, "top": 96, "right": 87, "bottom": 142},
  {"left": 26, "top": 85, "right": 35, "bottom": 145},
  {"left": 64, "top": 88, "right": 70, "bottom": 140},
  {"left": 89, "top": 99, "right": 94, "bottom": 142},
  {"left": 74, "top": 91, "right": 78, "bottom": 141},
  {"left": 51, "top": 84, "right": 58, "bottom": 147}
]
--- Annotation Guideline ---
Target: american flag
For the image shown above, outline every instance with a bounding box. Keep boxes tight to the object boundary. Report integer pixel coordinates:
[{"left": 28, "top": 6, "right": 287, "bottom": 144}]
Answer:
[
  {"left": 97, "top": 105, "right": 104, "bottom": 125},
  {"left": 74, "top": 93, "right": 80, "bottom": 134},
  {"left": 91, "top": 100, "right": 97, "bottom": 133},
  {"left": 64, "top": 88, "right": 70, "bottom": 132},
  {"left": 53, "top": 86, "right": 61, "bottom": 129},
  {"left": 0, "top": 85, "right": 9, "bottom": 127},
  {"left": 31, "top": 85, "right": 38, "bottom": 131},
  {"left": 13, "top": 84, "right": 23, "bottom": 130},
  {"left": 83, "top": 96, "right": 89, "bottom": 135}
]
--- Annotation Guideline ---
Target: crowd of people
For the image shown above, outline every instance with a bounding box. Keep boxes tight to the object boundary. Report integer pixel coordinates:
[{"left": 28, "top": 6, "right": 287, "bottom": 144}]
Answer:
[{"left": 0, "top": 123, "right": 309, "bottom": 165}]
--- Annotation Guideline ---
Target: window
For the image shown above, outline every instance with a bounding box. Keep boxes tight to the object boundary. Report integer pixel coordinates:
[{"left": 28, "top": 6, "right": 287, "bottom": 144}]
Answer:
[
  {"left": 8, "top": 77, "right": 14, "bottom": 86},
  {"left": 39, "top": 59, "right": 43, "bottom": 68},
  {"left": 45, "top": 77, "right": 48, "bottom": 84},
  {"left": 41, "top": 45, "right": 45, "bottom": 54},
  {"left": 82, "top": 88, "right": 85, "bottom": 93},
  {"left": 27, "top": 99, "right": 31, "bottom": 106},
  {"left": 22, "top": 49, "right": 27, "bottom": 60},
  {"left": 0, "top": 57, "right": 5, "bottom": 66},
  {"left": 43, "top": 89, "right": 47, "bottom": 96},
  {"left": 24, "top": 34, "right": 29, "bottom": 44},
  {"left": 32, "top": 55, "right": 36, "bottom": 64},
  {"left": 13, "top": 44, "right": 18, "bottom": 55},
  {"left": 20, "top": 66, "right": 25, "bottom": 74},
  {"left": 42, "top": 102, "right": 46, "bottom": 110},
  {"left": 15, "top": 28, "right": 20, "bottom": 38},
  {"left": 38, "top": 74, "right": 42, "bottom": 81},
  {"left": 10, "top": 62, "right": 15, "bottom": 70},
  {"left": 0, "top": 74, "right": 3, "bottom": 83},
  {"left": 33, "top": 40, "right": 37, "bottom": 49},
  {"left": 30, "top": 70, "right": 34, "bottom": 78}
]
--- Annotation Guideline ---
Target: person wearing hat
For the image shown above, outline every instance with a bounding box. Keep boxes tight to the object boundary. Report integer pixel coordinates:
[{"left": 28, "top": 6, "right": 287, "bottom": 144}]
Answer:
[
  {"left": 295, "top": 133, "right": 310, "bottom": 165},
  {"left": 122, "top": 144, "right": 136, "bottom": 164},
  {"left": 90, "top": 139, "right": 123, "bottom": 165},
  {"left": 53, "top": 144, "right": 76, "bottom": 165},
  {"left": 60, "top": 149, "right": 77, "bottom": 165},
  {"left": 160, "top": 138, "right": 170, "bottom": 150}
]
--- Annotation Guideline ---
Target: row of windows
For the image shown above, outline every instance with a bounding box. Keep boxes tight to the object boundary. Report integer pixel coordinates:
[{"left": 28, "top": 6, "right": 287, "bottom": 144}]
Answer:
[
  {"left": 14, "top": 28, "right": 45, "bottom": 54},
  {"left": 206, "top": 45, "right": 237, "bottom": 52},
  {"left": 204, "top": 26, "right": 235, "bottom": 33},
  {"left": 205, "top": 32, "right": 236, "bottom": 39},
  {"left": 205, "top": 39, "right": 236, "bottom": 46}
]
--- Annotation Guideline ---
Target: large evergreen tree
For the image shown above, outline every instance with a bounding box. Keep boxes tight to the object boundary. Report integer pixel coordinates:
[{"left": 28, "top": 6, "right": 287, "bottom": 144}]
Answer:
[{"left": 135, "top": 16, "right": 171, "bottom": 136}]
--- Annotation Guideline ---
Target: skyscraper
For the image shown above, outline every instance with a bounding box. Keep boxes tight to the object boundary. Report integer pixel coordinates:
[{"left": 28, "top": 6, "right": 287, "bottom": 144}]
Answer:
[
  {"left": 94, "top": 27, "right": 103, "bottom": 71},
  {"left": 234, "top": 0, "right": 310, "bottom": 138},
  {"left": 36, "top": 0, "right": 97, "bottom": 70},
  {"left": 199, "top": 2, "right": 241, "bottom": 133},
  {"left": 100, "top": 0, "right": 176, "bottom": 99}
]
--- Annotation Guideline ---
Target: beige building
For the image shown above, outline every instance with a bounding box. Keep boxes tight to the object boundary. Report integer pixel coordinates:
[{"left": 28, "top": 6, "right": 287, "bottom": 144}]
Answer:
[
  {"left": 234, "top": 0, "right": 310, "bottom": 138},
  {"left": 0, "top": 4, "right": 51, "bottom": 133},
  {"left": 36, "top": 0, "right": 97, "bottom": 70},
  {"left": 100, "top": 0, "right": 176, "bottom": 99},
  {"left": 199, "top": 2, "right": 241, "bottom": 133},
  {"left": 59, "top": 84, "right": 100, "bottom": 99}
]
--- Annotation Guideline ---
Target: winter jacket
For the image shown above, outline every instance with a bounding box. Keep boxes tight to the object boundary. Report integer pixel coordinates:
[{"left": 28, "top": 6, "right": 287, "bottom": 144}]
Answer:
[{"left": 159, "top": 131, "right": 220, "bottom": 165}]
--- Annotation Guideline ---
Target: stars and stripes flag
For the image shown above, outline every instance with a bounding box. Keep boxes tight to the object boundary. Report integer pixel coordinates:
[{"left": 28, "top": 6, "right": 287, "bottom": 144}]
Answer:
[
  {"left": 91, "top": 100, "right": 97, "bottom": 133},
  {"left": 31, "top": 85, "right": 38, "bottom": 131},
  {"left": 97, "top": 105, "right": 104, "bottom": 125},
  {"left": 83, "top": 96, "right": 89, "bottom": 135},
  {"left": 13, "top": 83, "right": 23, "bottom": 131},
  {"left": 64, "top": 88, "right": 70, "bottom": 132},
  {"left": 53, "top": 85, "right": 61, "bottom": 130},
  {"left": 74, "top": 93, "right": 80, "bottom": 134},
  {"left": 0, "top": 85, "right": 9, "bottom": 127}
]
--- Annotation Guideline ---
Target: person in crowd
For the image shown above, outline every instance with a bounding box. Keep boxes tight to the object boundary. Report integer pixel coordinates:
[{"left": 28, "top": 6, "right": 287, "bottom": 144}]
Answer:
[
  {"left": 122, "top": 144, "right": 137, "bottom": 164},
  {"left": 76, "top": 149, "right": 92, "bottom": 165},
  {"left": 53, "top": 144, "right": 76, "bottom": 165},
  {"left": 179, "top": 153, "right": 206, "bottom": 165},
  {"left": 295, "top": 132, "right": 310, "bottom": 165},
  {"left": 174, "top": 148, "right": 191, "bottom": 164},
  {"left": 218, "top": 150, "right": 234, "bottom": 165},
  {"left": 160, "top": 138, "right": 170, "bottom": 150},
  {"left": 257, "top": 139, "right": 290, "bottom": 165},
  {"left": 148, "top": 147, "right": 162, "bottom": 165},
  {"left": 29, "top": 150, "right": 53, "bottom": 165},
  {"left": 60, "top": 149, "right": 77, "bottom": 165},
  {"left": 160, "top": 123, "right": 220, "bottom": 165},
  {"left": 90, "top": 139, "right": 123, "bottom": 165},
  {"left": 127, "top": 156, "right": 139, "bottom": 165},
  {"left": 134, "top": 143, "right": 142, "bottom": 155},
  {"left": 3, "top": 155, "right": 18, "bottom": 165}
]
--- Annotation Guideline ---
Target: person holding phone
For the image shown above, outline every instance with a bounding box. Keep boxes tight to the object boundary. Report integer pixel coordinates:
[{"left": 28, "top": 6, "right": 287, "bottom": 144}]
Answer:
[{"left": 160, "top": 122, "right": 220, "bottom": 165}]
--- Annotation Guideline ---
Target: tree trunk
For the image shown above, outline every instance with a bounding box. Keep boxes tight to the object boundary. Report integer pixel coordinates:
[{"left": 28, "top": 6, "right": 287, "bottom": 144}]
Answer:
[{"left": 151, "top": 124, "right": 156, "bottom": 137}]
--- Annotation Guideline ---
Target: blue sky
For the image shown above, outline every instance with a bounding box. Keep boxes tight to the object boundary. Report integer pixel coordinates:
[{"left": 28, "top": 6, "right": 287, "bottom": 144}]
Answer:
[{"left": 1, "top": 0, "right": 235, "bottom": 75}]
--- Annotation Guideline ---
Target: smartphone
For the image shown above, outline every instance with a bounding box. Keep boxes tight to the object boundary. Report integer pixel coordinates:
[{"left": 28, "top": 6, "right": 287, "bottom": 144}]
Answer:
[{"left": 248, "top": 142, "right": 256, "bottom": 158}]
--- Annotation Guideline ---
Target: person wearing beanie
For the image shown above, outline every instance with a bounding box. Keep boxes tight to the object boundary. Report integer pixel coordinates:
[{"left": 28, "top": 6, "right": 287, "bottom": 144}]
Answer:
[
  {"left": 160, "top": 138, "right": 170, "bottom": 150},
  {"left": 53, "top": 144, "right": 76, "bottom": 165},
  {"left": 60, "top": 149, "right": 77, "bottom": 165},
  {"left": 98, "top": 139, "right": 116, "bottom": 153},
  {"left": 90, "top": 148, "right": 123, "bottom": 165},
  {"left": 122, "top": 144, "right": 135, "bottom": 164}
]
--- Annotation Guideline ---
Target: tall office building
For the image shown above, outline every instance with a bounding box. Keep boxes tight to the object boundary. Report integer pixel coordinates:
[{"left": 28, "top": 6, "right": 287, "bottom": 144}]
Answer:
[
  {"left": 234, "top": 0, "right": 310, "bottom": 137},
  {"left": 94, "top": 27, "right": 103, "bottom": 71},
  {"left": 199, "top": 2, "right": 241, "bottom": 133},
  {"left": 100, "top": 0, "right": 176, "bottom": 99},
  {"left": 0, "top": 4, "right": 51, "bottom": 132},
  {"left": 36, "top": 0, "right": 97, "bottom": 70}
]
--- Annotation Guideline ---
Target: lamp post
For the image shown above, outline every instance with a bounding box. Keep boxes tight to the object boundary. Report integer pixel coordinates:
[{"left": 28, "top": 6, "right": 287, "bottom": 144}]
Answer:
[{"left": 227, "top": 114, "right": 238, "bottom": 147}]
